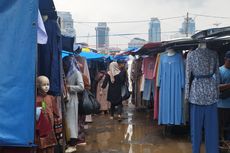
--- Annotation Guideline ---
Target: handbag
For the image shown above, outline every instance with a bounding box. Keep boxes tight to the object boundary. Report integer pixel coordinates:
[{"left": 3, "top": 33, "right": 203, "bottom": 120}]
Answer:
[
  {"left": 79, "top": 90, "right": 100, "bottom": 115},
  {"left": 121, "top": 84, "right": 130, "bottom": 101}
]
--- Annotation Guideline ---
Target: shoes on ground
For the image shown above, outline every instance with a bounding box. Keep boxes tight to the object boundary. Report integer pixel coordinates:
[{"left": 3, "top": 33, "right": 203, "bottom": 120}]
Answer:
[
  {"left": 118, "top": 115, "right": 122, "bottom": 121},
  {"left": 65, "top": 146, "right": 76, "bottom": 153},
  {"left": 85, "top": 115, "right": 93, "bottom": 123}
]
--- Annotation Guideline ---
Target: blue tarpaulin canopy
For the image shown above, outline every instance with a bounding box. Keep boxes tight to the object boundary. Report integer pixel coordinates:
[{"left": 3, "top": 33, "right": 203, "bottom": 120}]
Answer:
[
  {"left": 62, "top": 50, "right": 106, "bottom": 60},
  {"left": 113, "top": 55, "right": 129, "bottom": 61},
  {"left": 0, "top": 0, "right": 37, "bottom": 147}
]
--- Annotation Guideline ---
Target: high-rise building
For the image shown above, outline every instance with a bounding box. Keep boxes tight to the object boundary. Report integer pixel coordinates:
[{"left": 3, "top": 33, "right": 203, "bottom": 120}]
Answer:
[
  {"left": 95, "top": 22, "right": 109, "bottom": 50},
  {"left": 180, "top": 17, "right": 195, "bottom": 35},
  {"left": 128, "top": 38, "right": 147, "bottom": 48},
  {"left": 57, "top": 11, "right": 76, "bottom": 37},
  {"left": 148, "top": 18, "right": 161, "bottom": 42}
]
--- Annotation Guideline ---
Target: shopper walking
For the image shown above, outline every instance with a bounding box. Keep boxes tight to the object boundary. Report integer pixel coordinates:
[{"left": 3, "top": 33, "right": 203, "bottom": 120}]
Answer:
[
  {"left": 63, "top": 56, "right": 84, "bottom": 153},
  {"left": 102, "top": 62, "right": 126, "bottom": 120}
]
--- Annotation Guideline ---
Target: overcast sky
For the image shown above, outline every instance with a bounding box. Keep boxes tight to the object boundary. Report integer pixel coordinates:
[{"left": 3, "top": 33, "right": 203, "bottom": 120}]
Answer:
[{"left": 53, "top": 0, "right": 230, "bottom": 49}]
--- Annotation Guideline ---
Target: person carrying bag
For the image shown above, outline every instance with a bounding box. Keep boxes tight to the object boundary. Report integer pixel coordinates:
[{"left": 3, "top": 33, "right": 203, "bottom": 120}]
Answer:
[{"left": 102, "top": 62, "right": 126, "bottom": 121}]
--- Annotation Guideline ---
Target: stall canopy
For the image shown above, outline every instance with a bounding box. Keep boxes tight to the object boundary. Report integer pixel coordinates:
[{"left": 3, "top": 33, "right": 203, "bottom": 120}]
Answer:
[
  {"left": 135, "top": 42, "right": 162, "bottom": 55},
  {"left": 79, "top": 51, "right": 105, "bottom": 60},
  {"left": 0, "top": 1, "right": 37, "bottom": 147},
  {"left": 192, "top": 26, "right": 230, "bottom": 40},
  {"left": 62, "top": 48, "right": 106, "bottom": 60},
  {"left": 116, "top": 47, "right": 140, "bottom": 56}
]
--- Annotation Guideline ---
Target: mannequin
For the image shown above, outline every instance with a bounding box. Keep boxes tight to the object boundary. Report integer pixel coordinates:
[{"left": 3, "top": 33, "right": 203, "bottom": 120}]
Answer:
[
  {"left": 166, "top": 48, "right": 176, "bottom": 56},
  {"left": 36, "top": 76, "right": 58, "bottom": 153},
  {"left": 185, "top": 43, "right": 219, "bottom": 153},
  {"left": 157, "top": 47, "right": 184, "bottom": 125}
]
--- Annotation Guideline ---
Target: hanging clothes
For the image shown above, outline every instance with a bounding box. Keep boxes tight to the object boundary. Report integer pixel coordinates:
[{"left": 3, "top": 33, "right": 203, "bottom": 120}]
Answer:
[
  {"left": 75, "top": 56, "right": 91, "bottom": 85},
  {"left": 88, "top": 60, "right": 101, "bottom": 95},
  {"left": 185, "top": 48, "right": 220, "bottom": 105},
  {"left": 131, "top": 58, "right": 143, "bottom": 108},
  {"left": 37, "top": 10, "right": 48, "bottom": 44},
  {"left": 142, "top": 79, "right": 154, "bottom": 101},
  {"left": 190, "top": 103, "right": 219, "bottom": 153},
  {"left": 153, "top": 53, "right": 161, "bottom": 120},
  {"left": 185, "top": 47, "right": 220, "bottom": 153},
  {"left": 142, "top": 56, "right": 156, "bottom": 101},
  {"left": 157, "top": 52, "right": 185, "bottom": 125},
  {"left": 38, "top": 19, "right": 62, "bottom": 96},
  {"left": 142, "top": 56, "right": 156, "bottom": 80}
]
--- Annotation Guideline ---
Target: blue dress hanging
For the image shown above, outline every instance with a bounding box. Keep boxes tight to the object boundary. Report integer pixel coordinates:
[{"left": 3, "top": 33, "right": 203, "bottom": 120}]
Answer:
[{"left": 157, "top": 52, "right": 185, "bottom": 125}]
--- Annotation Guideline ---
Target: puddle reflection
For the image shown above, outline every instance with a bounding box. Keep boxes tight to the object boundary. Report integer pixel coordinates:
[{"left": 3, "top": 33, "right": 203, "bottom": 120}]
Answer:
[{"left": 125, "top": 112, "right": 134, "bottom": 152}]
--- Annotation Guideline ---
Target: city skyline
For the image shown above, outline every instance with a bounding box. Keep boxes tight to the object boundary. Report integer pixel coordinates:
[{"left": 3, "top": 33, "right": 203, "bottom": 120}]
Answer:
[
  {"left": 53, "top": 0, "right": 230, "bottom": 49},
  {"left": 149, "top": 18, "right": 161, "bottom": 42},
  {"left": 95, "top": 22, "right": 110, "bottom": 49},
  {"left": 180, "top": 17, "right": 196, "bottom": 35}
]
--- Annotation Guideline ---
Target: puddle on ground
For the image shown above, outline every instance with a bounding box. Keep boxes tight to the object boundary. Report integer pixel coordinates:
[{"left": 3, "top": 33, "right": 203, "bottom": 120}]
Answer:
[{"left": 75, "top": 104, "right": 205, "bottom": 153}]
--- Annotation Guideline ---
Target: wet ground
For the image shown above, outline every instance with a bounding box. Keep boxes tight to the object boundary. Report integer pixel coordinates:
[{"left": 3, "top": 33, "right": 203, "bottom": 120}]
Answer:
[{"left": 76, "top": 103, "right": 205, "bottom": 153}]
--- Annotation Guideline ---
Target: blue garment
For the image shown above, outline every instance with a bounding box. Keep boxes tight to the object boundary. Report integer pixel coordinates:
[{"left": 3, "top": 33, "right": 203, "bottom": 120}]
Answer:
[
  {"left": 38, "top": 19, "right": 62, "bottom": 96},
  {"left": 142, "top": 79, "right": 154, "bottom": 101},
  {"left": 218, "top": 65, "right": 230, "bottom": 108},
  {"left": 39, "top": 0, "right": 57, "bottom": 20},
  {"left": 190, "top": 103, "right": 219, "bottom": 153},
  {"left": 157, "top": 52, "right": 185, "bottom": 125}
]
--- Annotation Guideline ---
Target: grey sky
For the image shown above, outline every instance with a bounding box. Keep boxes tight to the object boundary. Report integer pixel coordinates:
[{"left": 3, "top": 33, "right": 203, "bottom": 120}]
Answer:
[{"left": 53, "top": 0, "right": 230, "bottom": 49}]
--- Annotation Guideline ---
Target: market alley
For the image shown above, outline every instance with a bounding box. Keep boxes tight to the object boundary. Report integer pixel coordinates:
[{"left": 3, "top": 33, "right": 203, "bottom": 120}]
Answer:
[{"left": 75, "top": 103, "right": 205, "bottom": 153}]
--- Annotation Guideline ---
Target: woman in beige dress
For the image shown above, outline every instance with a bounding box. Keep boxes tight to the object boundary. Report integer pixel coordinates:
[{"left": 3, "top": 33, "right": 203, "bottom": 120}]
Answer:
[{"left": 96, "top": 70, "right": 110, "bottom": 114}]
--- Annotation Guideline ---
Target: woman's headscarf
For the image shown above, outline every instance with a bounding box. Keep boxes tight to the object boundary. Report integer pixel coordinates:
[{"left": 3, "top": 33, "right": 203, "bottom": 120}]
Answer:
[
  {"left": 108, "top": 62, "right": 121, "bottom": 83},
  {"left": 62, "top": 56, "right": 79, "bottom": 77}
]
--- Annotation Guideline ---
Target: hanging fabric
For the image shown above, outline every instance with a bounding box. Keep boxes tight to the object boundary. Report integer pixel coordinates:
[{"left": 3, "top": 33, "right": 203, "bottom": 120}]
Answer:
[
  {"left": 153, "top": 53, "right": 161, "bottom": 120},
  {"left": 38, "top": 19, "right": 62, "bottom": 96},
  {"left": 37, "top": 10, "right": 48, "bottom": 44},
  {"left": 157, "top": 52, "right": 185, "bottom": 125},
  {"left": 131, "top": 58, "right": 143, "bottom": 108}
]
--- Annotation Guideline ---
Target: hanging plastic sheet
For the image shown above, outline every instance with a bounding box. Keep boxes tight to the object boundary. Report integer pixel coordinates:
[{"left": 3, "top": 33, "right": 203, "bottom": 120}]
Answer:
[{"left": 0, "top": 0, "right": 37, "bottom": 147}]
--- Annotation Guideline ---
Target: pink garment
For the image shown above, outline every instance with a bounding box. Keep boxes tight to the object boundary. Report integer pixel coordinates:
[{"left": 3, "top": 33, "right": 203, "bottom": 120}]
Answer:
[
  {"left": 142, "top": 56, "right": 156, "bottom": 79},
  {"left": 153, "top": 54, "right": 160, "bottom": 120}
]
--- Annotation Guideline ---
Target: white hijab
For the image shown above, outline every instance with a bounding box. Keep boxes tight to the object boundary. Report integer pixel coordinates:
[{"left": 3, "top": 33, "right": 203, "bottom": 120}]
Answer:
[{"left": 108, "top": 62, "right": 121, "bottom": 83}]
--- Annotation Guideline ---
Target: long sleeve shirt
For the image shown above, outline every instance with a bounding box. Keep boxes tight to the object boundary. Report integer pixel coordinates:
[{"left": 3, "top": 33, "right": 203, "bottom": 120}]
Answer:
[
  {"left": 142, "top": 56, "right": 156, "bottom": 79},
  {"left": 185, "top": 48, "right": 220, "bottom": 105}
]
